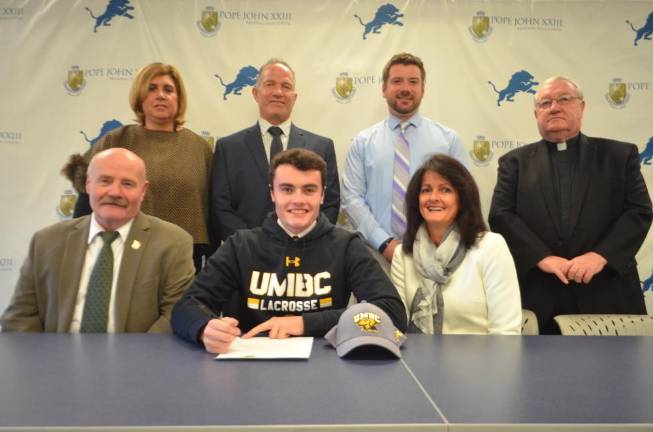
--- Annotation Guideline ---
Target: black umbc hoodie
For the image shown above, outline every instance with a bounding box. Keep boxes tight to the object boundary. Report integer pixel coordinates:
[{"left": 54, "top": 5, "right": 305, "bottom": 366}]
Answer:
[{"left": 172, "top": 213, "right": 407, "bottom": 345}]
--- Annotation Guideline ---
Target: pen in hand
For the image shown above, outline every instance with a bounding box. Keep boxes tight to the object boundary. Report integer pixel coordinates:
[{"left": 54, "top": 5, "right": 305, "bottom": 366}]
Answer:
[{"left": 191, "top": 296, "right": 241, "bottom": 353}]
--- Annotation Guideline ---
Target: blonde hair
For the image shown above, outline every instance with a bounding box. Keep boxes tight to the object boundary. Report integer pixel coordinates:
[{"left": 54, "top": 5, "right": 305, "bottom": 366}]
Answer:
[{"left": 128, "top": 62, "right": 188, "bottom": 129}]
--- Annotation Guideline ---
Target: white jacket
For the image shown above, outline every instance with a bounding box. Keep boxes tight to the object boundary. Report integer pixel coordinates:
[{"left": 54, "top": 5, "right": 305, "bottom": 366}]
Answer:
[{"left": 391, "top": 232, "right": 522, "bottom": 334}]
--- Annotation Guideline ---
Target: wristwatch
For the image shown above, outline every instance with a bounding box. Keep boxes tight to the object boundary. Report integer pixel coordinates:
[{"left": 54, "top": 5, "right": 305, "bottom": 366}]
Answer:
[{"left": 378, "top": 237, "right": 394, "bottom": 254}]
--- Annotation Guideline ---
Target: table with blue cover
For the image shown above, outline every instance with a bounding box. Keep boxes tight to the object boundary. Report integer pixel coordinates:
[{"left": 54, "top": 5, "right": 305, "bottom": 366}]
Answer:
[
  {"left": 0, "top": 333, "right": 651, "bottom": 431},
  {"left": 401, "top": 335, "right": 653, "bottom": 431}
]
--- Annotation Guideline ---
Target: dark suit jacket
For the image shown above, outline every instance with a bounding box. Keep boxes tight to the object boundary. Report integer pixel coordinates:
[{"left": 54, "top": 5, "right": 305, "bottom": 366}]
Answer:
[
  {"left": 489, "top": 134, "right": 652, "bottom": 331},
  {"left": 0, "top": 213, "right": 195, "bottom": 333},
  {"left": 211, "top": 123, "right": 340, "bottom": 242}
]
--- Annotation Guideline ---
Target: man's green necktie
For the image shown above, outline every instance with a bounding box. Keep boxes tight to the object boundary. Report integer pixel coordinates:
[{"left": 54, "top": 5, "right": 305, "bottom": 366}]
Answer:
[{"left": 80, "top": 231, "right": 119, "bottom": 333}]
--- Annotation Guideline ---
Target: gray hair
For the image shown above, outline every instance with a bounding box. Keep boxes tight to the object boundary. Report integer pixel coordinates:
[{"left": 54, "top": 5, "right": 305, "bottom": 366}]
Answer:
[
  {"left": 534, "top": 76, "right": 584, "bottom": 106},
  {"left": 255, "top": 58, "right": 296, "bottom": 87}
]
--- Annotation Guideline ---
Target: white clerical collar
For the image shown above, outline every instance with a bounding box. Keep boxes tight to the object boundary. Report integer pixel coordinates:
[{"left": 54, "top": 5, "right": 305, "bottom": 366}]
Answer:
[
  {"left": 88, "top": 214, "right": 134, "bottom": 244},
  {"left": 259, "top": 118, "right": 291, "bottom": 137},
  {"left": 557, "top": 141, "right": 567, "bottom": 151},
  {"left": 277, "top": 219, "right": 317, "bottom": 239}
]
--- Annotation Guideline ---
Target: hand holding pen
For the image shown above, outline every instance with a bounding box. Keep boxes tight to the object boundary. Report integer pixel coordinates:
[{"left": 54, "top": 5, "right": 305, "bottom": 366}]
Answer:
[{"left": 191, "top": 296, "right": 241, "bottom": 354}]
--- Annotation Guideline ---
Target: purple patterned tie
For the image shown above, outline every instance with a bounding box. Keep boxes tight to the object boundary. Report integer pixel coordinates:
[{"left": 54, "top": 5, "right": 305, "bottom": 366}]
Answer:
[{"left": 391, "top": 123, "right": 410, "bottom": 238}]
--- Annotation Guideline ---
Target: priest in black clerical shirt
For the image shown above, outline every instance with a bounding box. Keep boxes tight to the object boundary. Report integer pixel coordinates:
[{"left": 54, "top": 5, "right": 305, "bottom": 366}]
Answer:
[{"left": 488, "top": 76, "right": 652, "bottom": 334}]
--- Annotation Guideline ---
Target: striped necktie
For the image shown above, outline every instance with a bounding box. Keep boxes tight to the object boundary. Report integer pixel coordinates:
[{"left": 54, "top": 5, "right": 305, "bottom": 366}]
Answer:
[
  {"left": 80, "top": 231, "right": 119, "bottom": 333},
  {"left": 391, "top": 123, "right": 410, "bottom": 238}
]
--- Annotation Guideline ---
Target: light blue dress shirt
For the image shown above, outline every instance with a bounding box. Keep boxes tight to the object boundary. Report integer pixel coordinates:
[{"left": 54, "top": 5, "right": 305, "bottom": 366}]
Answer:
[{"left": 343, "top": 113, "right": 468, "bottom": 249}]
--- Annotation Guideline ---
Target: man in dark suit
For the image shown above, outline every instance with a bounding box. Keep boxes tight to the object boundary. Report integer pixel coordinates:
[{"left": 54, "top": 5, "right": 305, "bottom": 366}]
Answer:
[
  {"left": 1, "top": 148, "right": 195, "bottom": 332},
  {"left": 211, "top": 58, "right": 340, "bottom": 243},
  {"left": 489, "top": 76, "right": 652, "bottom": 334}
]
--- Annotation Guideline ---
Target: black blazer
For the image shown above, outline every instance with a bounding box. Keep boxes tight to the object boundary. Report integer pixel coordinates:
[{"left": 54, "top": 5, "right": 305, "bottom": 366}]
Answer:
[
  {"left": 211, "top": 123, "right": 340, "bottom": 242},
  {"left": 489, "top": 133, "right": 652, "bottom": 329}
]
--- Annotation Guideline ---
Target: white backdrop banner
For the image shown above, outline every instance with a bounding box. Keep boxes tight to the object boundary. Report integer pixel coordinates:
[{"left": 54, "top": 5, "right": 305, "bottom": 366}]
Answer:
[{"left": 1, "top": 0, "right": 652, "bottom": 313}]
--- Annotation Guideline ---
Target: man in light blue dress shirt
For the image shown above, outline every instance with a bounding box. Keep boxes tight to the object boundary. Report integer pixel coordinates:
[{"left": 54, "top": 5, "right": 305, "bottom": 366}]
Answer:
[{"left": 343, "top": 53, "right": 468, "bottom": 268}]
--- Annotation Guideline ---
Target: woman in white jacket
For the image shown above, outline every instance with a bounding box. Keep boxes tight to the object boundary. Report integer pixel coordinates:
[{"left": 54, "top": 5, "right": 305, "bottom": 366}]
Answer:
[{"left": 391, "top": 154, "right": 522, "bottom": 334}]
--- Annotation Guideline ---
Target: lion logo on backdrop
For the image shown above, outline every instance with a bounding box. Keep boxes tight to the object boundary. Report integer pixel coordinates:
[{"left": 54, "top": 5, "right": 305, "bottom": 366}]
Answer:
[
  {"left": 354, "top": 3, "right": 404, "bottom": 40},
  {"left": 64, "top": 66, "right": 86, "bottom": 95},
  {"left": 640, "top": 136, "right": 653, "bottom": 165},
  {"left": 197, "top": 7, "right": 220, "bottom": 37},
  {"left": 469, "top": 11, "right": 492, "bottom": 42},
  {"left": 605, "top": 78, "right": 630, "bottom": 109},
  {"left": 488, "top": 70, "right": 538, "bottom": 106},
  {"left": 332, "top": 73, "right": 356, "bottom": 103},
  {"left": 643, "top": 269, "right": 653, "bottom": 292},
  {"left": 626, "top": 11, "right": 653, "bottom": 46},
  {"left": 80, "top": 119, "right": 123, "bottom": 147},
  {"left": 215, "top": 66, "right": 259, "bottom": 100},
  {"left": 85, "top": 0, "right": 135, "bottom": 33},
  {"left": 58, "top": 119, "right": 123, "bottom": 218}
]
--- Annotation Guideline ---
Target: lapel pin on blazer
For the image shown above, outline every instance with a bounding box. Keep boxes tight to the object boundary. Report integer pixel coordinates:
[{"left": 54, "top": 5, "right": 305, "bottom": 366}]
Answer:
[{"left": 131, "top": 240, "right": 141, "bottom": 250}]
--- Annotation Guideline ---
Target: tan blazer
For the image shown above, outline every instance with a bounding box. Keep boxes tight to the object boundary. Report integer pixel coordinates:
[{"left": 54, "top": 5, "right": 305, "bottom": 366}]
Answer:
[{"left": 1, "top": 213, "right": 195, "bottom": 333}]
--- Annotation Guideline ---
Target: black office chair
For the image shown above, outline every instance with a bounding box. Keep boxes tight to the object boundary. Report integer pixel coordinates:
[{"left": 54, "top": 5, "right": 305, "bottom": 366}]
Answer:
[
  {"left": 554, "top": 314, "right": 653, "bottom": 336},
  {"left": 521, "top": 309, "right": 539, "bottom": 335}
]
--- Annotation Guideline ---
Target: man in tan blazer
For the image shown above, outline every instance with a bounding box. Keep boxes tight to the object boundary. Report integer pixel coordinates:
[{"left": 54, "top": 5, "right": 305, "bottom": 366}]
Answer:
[{"left": 1, "top": 148, "right": 194, "bottom": 332}]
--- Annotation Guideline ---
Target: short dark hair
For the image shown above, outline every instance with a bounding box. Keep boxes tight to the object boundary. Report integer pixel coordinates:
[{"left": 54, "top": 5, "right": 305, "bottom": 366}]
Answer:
[
  {"left": 403, "top": 154, "right": 487, "bottom": 254},
  {"left": 269, "top": 148, "right": 326, "bottom": 189},
  {"left": 382, "top": 52, "right": 425, "bottom": 85}
]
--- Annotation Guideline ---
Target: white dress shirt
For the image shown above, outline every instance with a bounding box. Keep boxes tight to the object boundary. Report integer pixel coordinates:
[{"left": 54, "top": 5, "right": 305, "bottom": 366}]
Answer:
[
  {"left": 258, "top": 117, "right": 291, "bottom": 162},
  {"left": 70, "top": 215, "right": 134, "bottom": 333},
  {"left": 277, "top": 219, "right": 317, "bottom": 238}
]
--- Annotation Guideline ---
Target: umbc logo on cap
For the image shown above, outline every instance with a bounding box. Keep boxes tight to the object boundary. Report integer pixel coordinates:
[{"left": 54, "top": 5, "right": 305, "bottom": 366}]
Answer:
[{"left": 325, "top": 302, "right": 406, "bottom": 358}]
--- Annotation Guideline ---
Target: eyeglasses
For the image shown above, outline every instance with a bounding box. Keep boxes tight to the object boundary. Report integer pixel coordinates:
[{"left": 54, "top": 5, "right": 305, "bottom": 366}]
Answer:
[{"left": 535, "top": 95, "right": 582, "bottom": 110}]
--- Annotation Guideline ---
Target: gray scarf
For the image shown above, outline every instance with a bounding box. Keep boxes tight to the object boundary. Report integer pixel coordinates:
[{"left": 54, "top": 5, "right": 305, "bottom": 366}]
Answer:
[{"left": 408, "top": 224, "right": 466, "bottom": 334}]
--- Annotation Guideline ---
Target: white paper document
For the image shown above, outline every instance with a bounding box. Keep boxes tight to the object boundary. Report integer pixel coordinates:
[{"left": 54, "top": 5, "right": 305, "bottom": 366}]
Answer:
[{"left": 216, "top": 337, "right": 314, "bottom": 360}]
